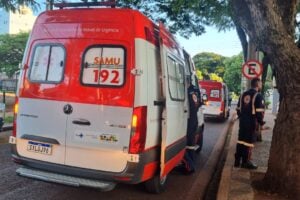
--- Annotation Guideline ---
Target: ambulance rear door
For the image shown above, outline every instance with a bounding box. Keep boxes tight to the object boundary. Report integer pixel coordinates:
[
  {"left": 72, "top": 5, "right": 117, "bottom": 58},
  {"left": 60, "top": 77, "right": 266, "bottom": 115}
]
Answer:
[
  {"left": 16, "top": 40, "right": 69, "bottom": 165},
  {"left": 159, "top": 24, "right": 188, "bottom": 178},
  {"left": 64, "top": 39, "right": 134, "bottom": 173}
]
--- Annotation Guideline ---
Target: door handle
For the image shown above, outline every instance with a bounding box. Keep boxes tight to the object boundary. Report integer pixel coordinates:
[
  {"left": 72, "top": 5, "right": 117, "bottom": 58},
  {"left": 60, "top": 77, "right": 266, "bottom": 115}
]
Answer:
[
  {"left": 184, "top": 110, "right": 188, "bottom": 113},
  {"left": 154, "top": 100, "right": 165, "bottom": 107},
  {"left": 72, "top": 119, "right": 91, "bottom": 126}
]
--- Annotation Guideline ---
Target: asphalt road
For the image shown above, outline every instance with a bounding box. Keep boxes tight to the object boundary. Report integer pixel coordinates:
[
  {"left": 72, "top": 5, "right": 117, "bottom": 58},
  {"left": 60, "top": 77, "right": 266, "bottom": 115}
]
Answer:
[{"left": 0, "top": 119, "right": 230, "bottom": 200}]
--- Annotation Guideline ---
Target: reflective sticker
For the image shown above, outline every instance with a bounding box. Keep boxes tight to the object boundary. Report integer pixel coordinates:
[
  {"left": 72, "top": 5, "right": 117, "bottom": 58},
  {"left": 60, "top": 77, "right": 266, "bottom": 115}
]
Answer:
[
  {"left": 99, "top": 134, "right": 118, "bottom": 143},
  {"left": 74, "top": 131, "right": 118, "bottom": 144},
  {"left": 127, "top": 154, "right": 139, "bottom": 163},
  {"left": 9, "top": 136, "right": 16, "bottom": 144}
]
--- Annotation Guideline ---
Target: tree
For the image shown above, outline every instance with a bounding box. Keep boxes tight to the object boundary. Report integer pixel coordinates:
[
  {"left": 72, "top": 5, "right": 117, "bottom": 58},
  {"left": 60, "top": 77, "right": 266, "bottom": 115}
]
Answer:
[
  {"left": 195, "top": 69, "right": 203, "bottom": 80},
  {"left": 209, "top": 73, "right": 223, "bottom": 82},
  {"left": 193, "top": 52, "right": 226, "bottom": 79},
  {"left": 0, "top": 0, "right": 38, "bottom": 12},
  {"left": 230, "top": 0, "right": 300, "bottom": 197},
  {"left": 0, "top": 32, "right": 29, "bottom": 78},
  {"left": 223, "top": 53, "right": 243, "bottom": 95}
]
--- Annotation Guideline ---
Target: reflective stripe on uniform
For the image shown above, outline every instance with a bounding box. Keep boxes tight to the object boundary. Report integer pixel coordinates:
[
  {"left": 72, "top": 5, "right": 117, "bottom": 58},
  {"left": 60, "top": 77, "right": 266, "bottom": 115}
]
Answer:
[
  {"left": 186, "top": 145, "right": 196, "bottom": 150},
  {"left": 256, "top": 108, "right": 265, "bottom": 112},
  {"left": 237, "top": 140, "right": 254, "bottom": 148},
  {"left": 252, "top": 93, "right": 258, "bottom": 115}
]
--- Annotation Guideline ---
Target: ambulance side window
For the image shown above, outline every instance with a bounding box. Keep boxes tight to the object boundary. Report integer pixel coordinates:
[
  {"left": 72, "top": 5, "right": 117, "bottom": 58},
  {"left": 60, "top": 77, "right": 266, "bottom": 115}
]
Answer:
[
  {"left": 167, "top": 56, "right": 185, "bottom": 101},
  {"left": 29, "top": 44, "right": 65, "bottom": 83},
  {"left": 81, "top": 46, "right": 125, "bottom": 87}
]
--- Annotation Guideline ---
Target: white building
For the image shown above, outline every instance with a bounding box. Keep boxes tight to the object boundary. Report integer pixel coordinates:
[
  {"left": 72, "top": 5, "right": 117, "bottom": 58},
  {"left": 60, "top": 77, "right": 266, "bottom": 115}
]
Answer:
[{"left": 0, "top": 6, "right": 36, "bottom": 35}]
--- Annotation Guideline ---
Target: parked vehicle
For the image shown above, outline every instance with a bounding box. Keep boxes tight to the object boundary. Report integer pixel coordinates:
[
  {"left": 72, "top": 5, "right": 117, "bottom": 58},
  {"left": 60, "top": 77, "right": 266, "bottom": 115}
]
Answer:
[
  {"left": 199, "top": 80, "right": 230, "bottom": 121},
  {"left": 9, "top": 1, "right": 204, "bottom": 194}
]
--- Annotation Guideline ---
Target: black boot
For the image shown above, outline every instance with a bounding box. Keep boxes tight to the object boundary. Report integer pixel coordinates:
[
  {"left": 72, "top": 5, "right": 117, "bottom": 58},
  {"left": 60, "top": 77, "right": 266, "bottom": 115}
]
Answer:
[{"left": 241, "top": 161, "right": 258, "bottom": 170}]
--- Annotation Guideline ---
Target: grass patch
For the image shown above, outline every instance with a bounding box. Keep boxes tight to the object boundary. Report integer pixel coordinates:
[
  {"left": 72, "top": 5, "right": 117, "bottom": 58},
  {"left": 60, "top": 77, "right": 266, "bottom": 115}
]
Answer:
[{"left": 4, "top": 116, "right": 14, "bottom": 123}]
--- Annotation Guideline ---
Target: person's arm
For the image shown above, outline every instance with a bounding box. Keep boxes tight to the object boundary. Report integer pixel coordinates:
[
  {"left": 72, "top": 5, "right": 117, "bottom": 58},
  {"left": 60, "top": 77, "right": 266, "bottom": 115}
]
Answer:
[{"left": 255, "top": 94, "right": 265, "bottom": 125}]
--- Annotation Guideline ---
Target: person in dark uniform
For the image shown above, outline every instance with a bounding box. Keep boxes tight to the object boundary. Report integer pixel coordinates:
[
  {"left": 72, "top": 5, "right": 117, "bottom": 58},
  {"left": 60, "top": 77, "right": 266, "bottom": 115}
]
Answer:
[
  {"left": 234, "top": 78, "right": 265, "bottom": 169},
  {"left": 181, "top": 77, "right": 201, "bottom": 174}
]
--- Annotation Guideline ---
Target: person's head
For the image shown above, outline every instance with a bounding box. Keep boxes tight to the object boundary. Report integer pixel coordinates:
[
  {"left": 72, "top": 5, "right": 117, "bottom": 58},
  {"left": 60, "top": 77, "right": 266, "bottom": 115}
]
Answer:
[{"left": 251, "top": 78, "right": 262, "bottom": 91}]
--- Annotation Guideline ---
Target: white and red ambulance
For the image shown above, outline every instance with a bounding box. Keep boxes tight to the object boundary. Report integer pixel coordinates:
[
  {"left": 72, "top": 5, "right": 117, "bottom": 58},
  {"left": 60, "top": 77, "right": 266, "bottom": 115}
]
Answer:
[
  {"left": 199, "top": 80, "right": 230, "bottom": 121},
  {"left": 9, "top": 1, "right": 204, "bottom": 193}
]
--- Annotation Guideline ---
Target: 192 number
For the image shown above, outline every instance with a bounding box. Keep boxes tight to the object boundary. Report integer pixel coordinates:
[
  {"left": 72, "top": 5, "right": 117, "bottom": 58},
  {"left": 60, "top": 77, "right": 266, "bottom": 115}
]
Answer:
[{"left": 93, "top": 69, "right": 120, "bottom": 84}]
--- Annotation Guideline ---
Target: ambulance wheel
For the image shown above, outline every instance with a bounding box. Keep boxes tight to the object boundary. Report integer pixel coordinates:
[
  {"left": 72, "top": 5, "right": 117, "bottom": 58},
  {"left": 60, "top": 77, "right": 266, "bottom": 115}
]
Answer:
[{"left": 144, "top": 175, "right": 168, "bottom": 194}]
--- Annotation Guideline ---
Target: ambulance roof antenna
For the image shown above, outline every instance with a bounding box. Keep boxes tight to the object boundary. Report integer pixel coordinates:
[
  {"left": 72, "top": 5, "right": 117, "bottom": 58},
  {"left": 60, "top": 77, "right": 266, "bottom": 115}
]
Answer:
[{"left": 54, "top": 0, "right": 116, "bottom": 9}]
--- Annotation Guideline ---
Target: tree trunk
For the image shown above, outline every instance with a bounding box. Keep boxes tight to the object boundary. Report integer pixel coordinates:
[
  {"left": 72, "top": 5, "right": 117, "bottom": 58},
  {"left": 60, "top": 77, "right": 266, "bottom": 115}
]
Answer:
[
  {"left": 235, "top": 23, "right": 248, "bottom": 62},
  {"left": 231, "top": 0, "right": 300, "bottom": 197}
]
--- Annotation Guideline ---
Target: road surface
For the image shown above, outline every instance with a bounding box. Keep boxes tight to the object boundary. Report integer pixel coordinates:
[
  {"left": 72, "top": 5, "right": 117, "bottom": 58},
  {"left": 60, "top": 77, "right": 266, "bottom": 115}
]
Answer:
[{"left": 0, "top": 119, "right": 230, "bottom": 200}]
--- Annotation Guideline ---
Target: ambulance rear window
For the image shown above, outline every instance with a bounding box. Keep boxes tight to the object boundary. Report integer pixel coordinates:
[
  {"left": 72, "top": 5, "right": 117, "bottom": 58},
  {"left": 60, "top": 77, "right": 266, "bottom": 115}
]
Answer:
[
  {"left": 210, "top": 89, "right": 220, "bottom": 98},
  {"left": 29, "top": 44, "right": 65, "bottom": 83},
  {"left": 81, "top": 46, "right": 125, "bottom": 87}
]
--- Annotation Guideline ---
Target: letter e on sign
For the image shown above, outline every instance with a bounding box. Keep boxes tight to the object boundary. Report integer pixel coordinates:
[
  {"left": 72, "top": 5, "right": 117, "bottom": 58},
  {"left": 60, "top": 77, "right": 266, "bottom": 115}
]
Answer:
[{"left": 242, "top": 60, "right": 263, "bottom": 79}]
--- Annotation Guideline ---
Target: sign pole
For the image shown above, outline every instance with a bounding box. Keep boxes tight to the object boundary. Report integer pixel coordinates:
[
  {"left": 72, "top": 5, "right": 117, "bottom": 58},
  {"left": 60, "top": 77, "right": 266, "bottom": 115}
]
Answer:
[{"left": 241, "top": 39, "right": 257, "bottom": 93}]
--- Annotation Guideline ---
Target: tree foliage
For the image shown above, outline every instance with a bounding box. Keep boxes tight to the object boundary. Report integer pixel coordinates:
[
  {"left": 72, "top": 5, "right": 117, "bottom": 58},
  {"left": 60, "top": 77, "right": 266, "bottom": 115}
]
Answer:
[
  {"left": 209, "top": 73, "right": 223, "bottom": 82},
  {"left": 192, "top": 52, "right": 226, "bottom": 80},
  {"left": 223, "top": 53, "right": 243, "bottom": 95},
  {"left": 44, "top": 0, "right": 232, "bottom": 38},
  {"left": 0, "top": 0, "right": 39, "bottom": 12},
  {"left": 0, "top": 32, "right": 29, "bottom": 78},
  {"left": 195, "top": 69, "right": 203, "bottom": 80}
]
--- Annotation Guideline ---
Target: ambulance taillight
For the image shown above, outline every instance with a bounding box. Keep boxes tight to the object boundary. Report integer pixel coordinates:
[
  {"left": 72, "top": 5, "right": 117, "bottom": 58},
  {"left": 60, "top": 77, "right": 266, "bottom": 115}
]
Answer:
[
  {"left": 220, "top": 102, "right": 224, "bottom": 112},
  {"left": 12, "top": 98, "right": 19, "bottom": 137},
  {"left": 129, "top": 106, "right": 147, "bottom": 154}
]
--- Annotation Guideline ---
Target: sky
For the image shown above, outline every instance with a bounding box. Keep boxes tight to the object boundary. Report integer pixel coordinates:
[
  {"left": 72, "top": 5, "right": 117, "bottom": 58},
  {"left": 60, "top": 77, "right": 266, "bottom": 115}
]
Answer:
[
  {"left": 177, "top": 27, "right": 242, "bottom": 57},
  {"left": 34, "top": 1, "right": 242, "bottom": 58}
]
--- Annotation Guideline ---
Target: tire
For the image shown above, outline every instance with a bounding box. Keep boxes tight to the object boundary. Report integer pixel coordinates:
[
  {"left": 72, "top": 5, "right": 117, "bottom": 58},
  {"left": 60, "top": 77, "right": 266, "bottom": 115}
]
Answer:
[{"left": 144, "top": 175, "right": 168, "bottom": 194}]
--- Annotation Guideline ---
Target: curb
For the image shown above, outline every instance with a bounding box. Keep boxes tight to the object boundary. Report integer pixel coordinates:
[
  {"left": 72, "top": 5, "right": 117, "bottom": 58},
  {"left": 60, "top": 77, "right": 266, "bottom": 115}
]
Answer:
[
  {"left": 186, "top": 114, "right": 235, "bottom": 200},
  {"left": 216, "top": 116, "right": 254, "bottom": 200}
]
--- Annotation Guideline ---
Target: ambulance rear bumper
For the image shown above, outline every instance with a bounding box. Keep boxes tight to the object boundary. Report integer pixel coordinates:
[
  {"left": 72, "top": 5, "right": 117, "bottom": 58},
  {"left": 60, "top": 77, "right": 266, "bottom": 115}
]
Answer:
[
  {"left": 11, "top": 144, "right": 159, "bottom": 185},
  {"left": 16, "top": 166, "right": 116, "bottom": 191}
]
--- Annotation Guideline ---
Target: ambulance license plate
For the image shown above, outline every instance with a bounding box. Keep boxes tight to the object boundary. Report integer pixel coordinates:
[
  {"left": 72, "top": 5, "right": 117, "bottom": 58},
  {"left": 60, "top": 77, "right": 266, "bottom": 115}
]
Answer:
[{"left": 27, "top": 141, "right": 52, "bottom": 155}]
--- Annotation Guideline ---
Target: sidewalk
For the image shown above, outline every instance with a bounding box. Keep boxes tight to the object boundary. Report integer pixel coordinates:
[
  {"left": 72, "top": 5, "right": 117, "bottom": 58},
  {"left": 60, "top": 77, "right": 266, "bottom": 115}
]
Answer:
[{"left": 217, "top": 110, "right": 289, "bottom": 200}]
